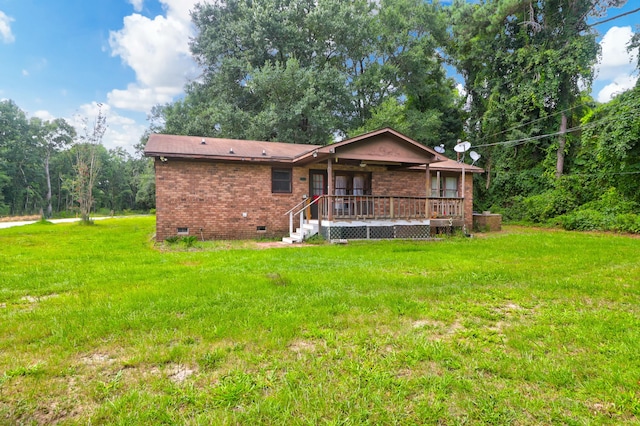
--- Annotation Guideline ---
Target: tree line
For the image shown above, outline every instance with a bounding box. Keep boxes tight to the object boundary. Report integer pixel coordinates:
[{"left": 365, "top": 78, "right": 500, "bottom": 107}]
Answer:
[
  {"left": 0, "top": 100, "right": 155, "bottom": 218},
  {"left": 3, "top": 0, "right": 638, "bottom": 232}
]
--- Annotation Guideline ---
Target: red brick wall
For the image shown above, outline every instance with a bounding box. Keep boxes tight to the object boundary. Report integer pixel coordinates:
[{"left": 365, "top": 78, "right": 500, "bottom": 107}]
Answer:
[
  {"left": 373, "top": 168, "right": 474, "bottom": 228},
  {"left": 155, "top": 159, "right": 307, "bottom": 241},
  {"left": 372, "top": 169, "right": 427, "bottom": 197},
  {"left": 155, "top": 159, "right": 476, "bottom": 240}
]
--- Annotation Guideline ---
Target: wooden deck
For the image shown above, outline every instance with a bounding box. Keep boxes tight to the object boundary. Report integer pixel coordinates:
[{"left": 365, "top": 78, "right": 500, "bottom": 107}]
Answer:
[{"left": 315, "top": 195, "right": 464, "bottom": 221}]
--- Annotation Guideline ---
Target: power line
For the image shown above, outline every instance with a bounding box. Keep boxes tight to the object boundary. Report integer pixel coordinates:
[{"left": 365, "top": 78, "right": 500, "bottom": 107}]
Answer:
[
  {"left": 472, "top": 102, "right": 592, "bottom": 145},
  {"left": 471, "top": 117, "right": 609, "bottom": 149},
  {"left": 588, "top": 6, "right": 640, "bottom": 27}
]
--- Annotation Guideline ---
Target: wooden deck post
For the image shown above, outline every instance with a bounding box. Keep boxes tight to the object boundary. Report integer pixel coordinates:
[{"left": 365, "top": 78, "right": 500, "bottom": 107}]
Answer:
[
  {"left": 425, "top": 164, "right": 431, "bottom": 218},
  {"left": 327, "top": 158, "right": 333, "bottom": 221},
  {"left": 461, "top": 165, "right": 466, "bottom": 229}
]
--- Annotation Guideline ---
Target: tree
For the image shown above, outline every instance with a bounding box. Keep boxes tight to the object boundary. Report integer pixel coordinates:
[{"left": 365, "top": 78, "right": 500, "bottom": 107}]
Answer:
[
  {"left": 0, "top": 100, "right": 35, "bottom": 215},
  {"left": 153, "top": 0, "right": 457, "bottom": 145},
  {"left": 30, "top": 118, "right": 76, "bottom": 218},
  {"left": 580, "top": 84, "right": 640, "bottom": 204},
  {"left": 73, "top": 105, "right": 107, "bottom": 223},
  {"left": 445, "top": 0, "right": 626, "bottom": 213},
  {"left": 352, "top": 0, "right": 464, "bottom": 146}
]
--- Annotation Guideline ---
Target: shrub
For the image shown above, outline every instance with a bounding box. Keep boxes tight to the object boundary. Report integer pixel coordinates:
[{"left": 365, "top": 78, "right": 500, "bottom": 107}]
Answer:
[
  {"left": 610, "top": 213, "right": 640, "bottom": 234},
  {"left": 164, "top": 236, "right": 180, "bottom": 244},
  {"left": 180, "top": 236, "right": 198, "bottom": 247},
  {"left": 582, "top": 188, "right": 637, "bottom": 216},
  {"left": 558, "top": 209, "right": 606, "bottom": 231},
  {"left": 504, "top": 187, "right": 578, "bottom": 223}
]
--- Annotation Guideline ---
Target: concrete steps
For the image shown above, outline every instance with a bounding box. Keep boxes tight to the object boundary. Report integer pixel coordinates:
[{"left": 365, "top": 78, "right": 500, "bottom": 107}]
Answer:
[{"left": 281, "top": 222, "right": 318, "bottom": 244}]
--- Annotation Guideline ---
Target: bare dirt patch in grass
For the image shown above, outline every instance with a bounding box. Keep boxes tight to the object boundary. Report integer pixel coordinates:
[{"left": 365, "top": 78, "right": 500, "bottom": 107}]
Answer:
[
  {"left": 289, "top": 339, "right": 317, "bottom": 353},
  {"left": 81, "top": 353, "right": 114, "bottom": 366},
  {"left": 16, "top": 294, "right": 59, "bottom": 312},
  {"left": 167, "top": 364, "right": 196, "bottom": 384},
  {"left": 411, "top": 319, "right": 441, "bottom": 329},
  {"left": 412, "top": 318, "right": 464, "bottom": 340},
  {"left": 20, "top": 294, "right": 59, "bottom": 303},
  {"left": 254, "top": 241, "right": 295, "bottom": 249}
]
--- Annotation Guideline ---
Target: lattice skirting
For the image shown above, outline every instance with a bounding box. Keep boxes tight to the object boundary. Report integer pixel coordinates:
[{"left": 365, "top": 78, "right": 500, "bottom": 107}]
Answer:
[{"left": 319, "top": 224, "right": 456, "bottom": 240}]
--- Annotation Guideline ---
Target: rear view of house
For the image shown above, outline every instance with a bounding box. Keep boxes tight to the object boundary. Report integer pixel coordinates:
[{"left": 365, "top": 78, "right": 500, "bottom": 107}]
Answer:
[{"left": 144, "top": 128, "right": 482, "bottom": 242}]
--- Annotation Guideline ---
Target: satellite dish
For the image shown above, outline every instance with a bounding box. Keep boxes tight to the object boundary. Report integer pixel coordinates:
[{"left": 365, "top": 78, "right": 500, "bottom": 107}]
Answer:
[
  {"left": 434, "top": 144, "right": 445, "bottom": 154},
  {"left": 454, "top": 141, "right": 471, "bottom": 153},
  {"left": 469, "top": 151, "right": 481, "bottom": 165}
]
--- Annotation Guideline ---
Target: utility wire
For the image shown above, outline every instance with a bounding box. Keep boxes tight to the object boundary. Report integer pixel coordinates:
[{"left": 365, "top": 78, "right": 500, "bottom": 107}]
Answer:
[
  {"left": 588, "top": 6, "right": 640, "bottom": 27},
  {"left": 472, "top": 102, "right": 592, "bottom": 145},
  {"left": 471, "top": 117, "right": 609, "bottom": 149},
  {"left": 455, "top": 6, "right": 638, "bottom": 149}
]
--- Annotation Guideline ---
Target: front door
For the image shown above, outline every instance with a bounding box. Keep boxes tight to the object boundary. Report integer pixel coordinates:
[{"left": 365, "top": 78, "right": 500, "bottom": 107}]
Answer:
[{"left": 309, "top": 170, "right": 327, "bottom": 219}]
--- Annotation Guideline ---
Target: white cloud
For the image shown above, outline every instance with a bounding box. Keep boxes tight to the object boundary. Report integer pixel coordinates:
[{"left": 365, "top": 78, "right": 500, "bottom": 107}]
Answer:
[
  {"left": 33, "top": 110, "right": 56, "bottom": 121},
  {"left": 108, "top": 83, "right": 177, "bottom": 110},
  {"left": 594, "top": 26, "right": 639, "bottom": 102},
  {"left": 129, "top": 0, "right": 144, "bottom": 12},
  {"left": 597, "top": 74, "right": 638, "bottom": 103},
  {"left": 0, "top": 10, "right": 15, "bottom": 44},
  {"left": 107, "top": 1, "right": 200, "bottom": 113},
  {"left": 69, "top": 102, "right": 146, "bottom": 152},
  {"left": 22, "top": 69, "right": 29, "bottom": 76}
]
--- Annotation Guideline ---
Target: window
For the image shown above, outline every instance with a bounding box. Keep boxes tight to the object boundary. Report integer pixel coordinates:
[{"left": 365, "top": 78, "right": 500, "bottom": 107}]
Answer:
[
  {"left": 444, "top": 177, "right": 458, "bottom": 198},
  {"left": 334, "top": 172, "right": 371, "bottom": 195},
  {"left": 335, "top": 175, "right": 348, "bottom": 196},
  {"left": 177, "top": 227, "right": 189, "bottom": 235},
  {"left": 272, "top": 168, "right": 292, "bottom": 193},
  {"left": 431, "top": 174, "right": 458, "bottom": 197}
]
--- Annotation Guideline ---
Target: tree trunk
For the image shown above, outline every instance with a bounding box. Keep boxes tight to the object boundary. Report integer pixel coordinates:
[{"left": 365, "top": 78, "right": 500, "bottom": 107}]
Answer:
[
  {"left": 555, "top": 112, "right": 567, "bottom": 178},
  {"left": 45, "top": 153, "right": 52, "bottom": 218}
]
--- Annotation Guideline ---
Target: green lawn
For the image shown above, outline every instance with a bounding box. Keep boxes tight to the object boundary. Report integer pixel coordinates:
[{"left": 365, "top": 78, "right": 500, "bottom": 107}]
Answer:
[{"left": 1, "top": 217, "right": 639, "bottom": 425}]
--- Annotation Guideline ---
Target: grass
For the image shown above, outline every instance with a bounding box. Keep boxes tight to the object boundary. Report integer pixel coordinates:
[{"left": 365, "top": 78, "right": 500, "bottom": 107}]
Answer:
[{"left": 1, "top": 217, "right": 639, "bottom": 424}]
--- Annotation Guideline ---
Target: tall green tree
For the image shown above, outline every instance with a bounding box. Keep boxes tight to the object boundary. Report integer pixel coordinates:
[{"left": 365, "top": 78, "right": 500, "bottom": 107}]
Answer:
[
  {"left": 446, "top": 0, "right": 625, "bottom": 210},
  {"left": 0, "top": 100, "right": 34, "bottom": 215},
  {"left": 580, "top": 84, "right": 640, "bottom": 204},
  {"left": 153, "top": 0, "right": 457, "bottom": 146},
  {"left": 30, "top": 118, "right": 76, "bottom": 218}
]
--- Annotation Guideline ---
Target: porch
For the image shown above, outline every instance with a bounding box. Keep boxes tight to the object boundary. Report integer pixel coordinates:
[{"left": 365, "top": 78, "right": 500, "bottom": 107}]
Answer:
[{"left": 284, "top": 195, "right": 465, "bottom": 243}]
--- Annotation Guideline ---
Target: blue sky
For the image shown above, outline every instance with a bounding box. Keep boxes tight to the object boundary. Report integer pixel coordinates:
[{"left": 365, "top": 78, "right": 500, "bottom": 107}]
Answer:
[{"left": 0, "top": 0, "right": 638, "bottom": 153}]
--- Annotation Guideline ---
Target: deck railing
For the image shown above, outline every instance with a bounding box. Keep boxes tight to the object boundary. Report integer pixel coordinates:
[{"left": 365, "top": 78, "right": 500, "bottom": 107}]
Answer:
[
  {"left": 427, "top": 197, "right": 464, "bottom": 219},
  {"left": 286, "top": 196, "right": 464, "bottom": 235},
  {"left": 319, "top": 195, "right": 464, "bottom": 221}
]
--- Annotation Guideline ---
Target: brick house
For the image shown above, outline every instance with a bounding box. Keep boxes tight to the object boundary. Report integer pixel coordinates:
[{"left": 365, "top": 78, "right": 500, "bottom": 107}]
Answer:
[{"left": 144, "top": 128, "right": 483, "bottom": 242}]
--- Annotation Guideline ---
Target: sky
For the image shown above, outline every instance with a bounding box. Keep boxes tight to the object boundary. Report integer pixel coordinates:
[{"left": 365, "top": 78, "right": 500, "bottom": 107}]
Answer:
[{"left": 0, "top": 1, "right": 638, "bottom": 154}]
